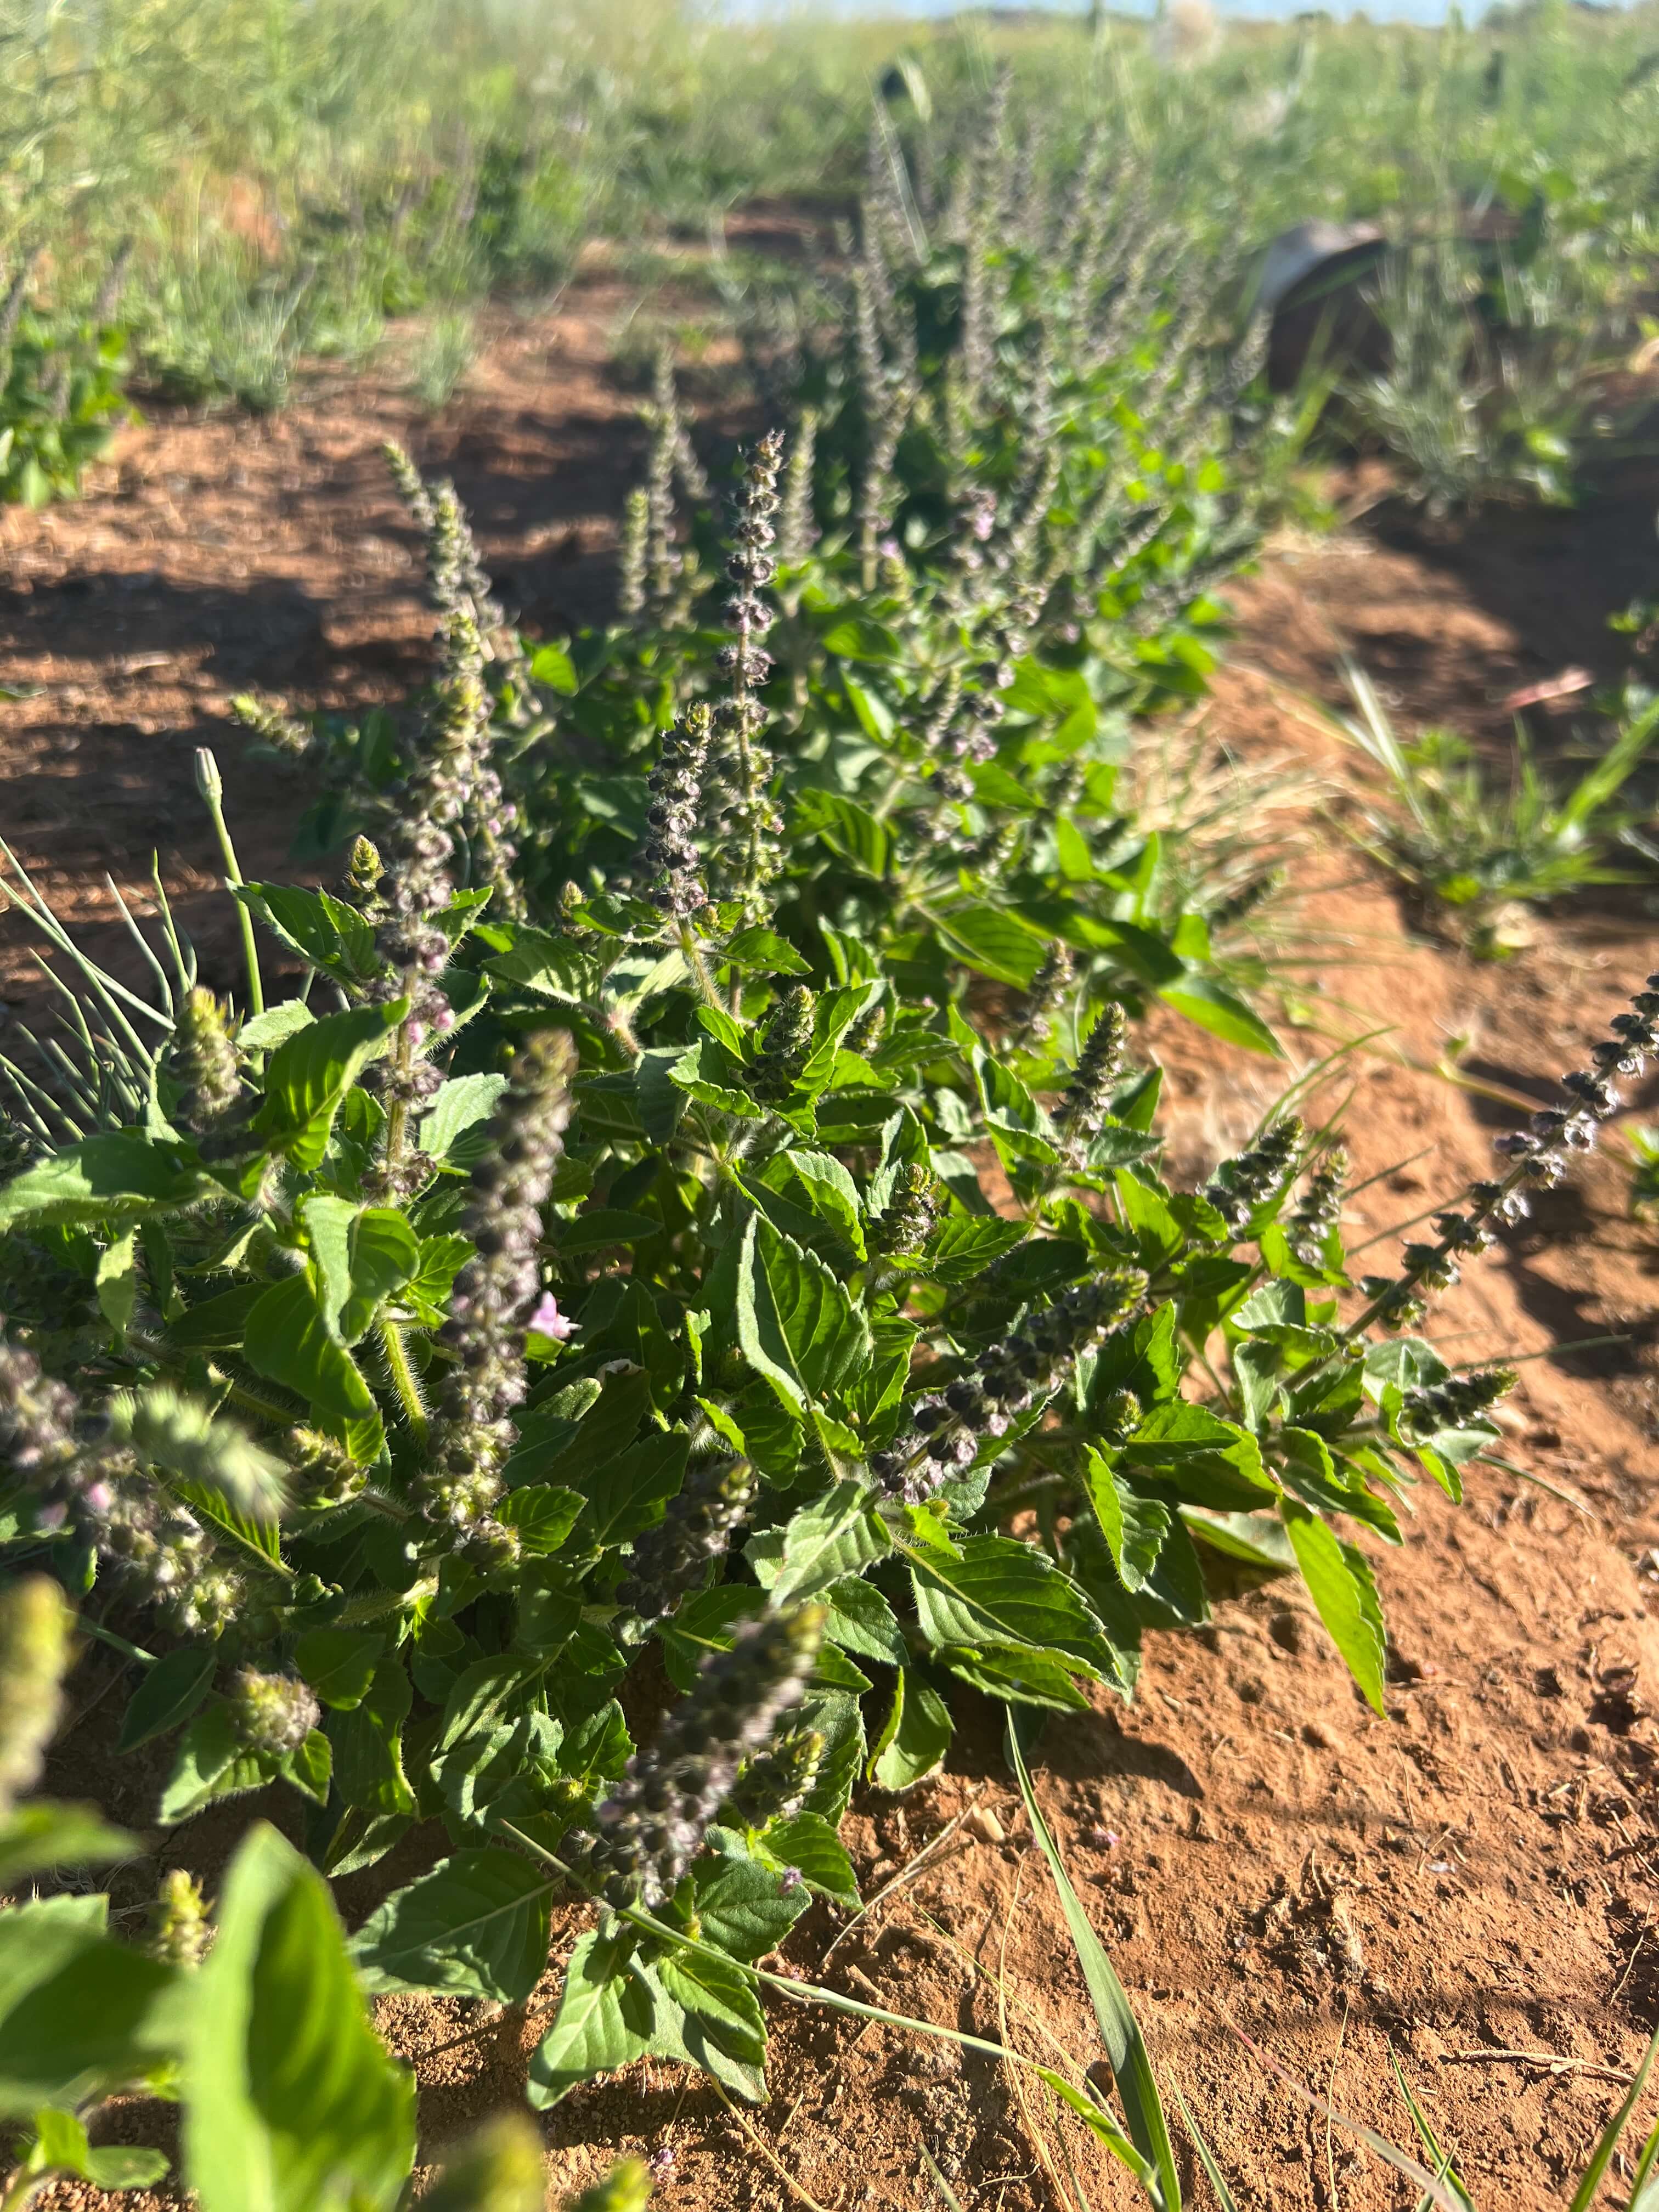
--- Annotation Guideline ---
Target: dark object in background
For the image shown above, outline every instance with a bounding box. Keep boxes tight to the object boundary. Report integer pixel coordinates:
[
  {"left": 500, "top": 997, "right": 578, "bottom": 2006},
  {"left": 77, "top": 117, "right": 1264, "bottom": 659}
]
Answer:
[{"left": 1254, "top": 218, "right": 1390, "bottom": 391}]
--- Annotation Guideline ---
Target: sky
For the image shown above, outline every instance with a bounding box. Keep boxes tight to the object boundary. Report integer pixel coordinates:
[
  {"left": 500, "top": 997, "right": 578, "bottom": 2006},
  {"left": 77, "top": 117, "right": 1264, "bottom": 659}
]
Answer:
[{"left": 730, "top": 0, "right": 1517, "bottom": 21}]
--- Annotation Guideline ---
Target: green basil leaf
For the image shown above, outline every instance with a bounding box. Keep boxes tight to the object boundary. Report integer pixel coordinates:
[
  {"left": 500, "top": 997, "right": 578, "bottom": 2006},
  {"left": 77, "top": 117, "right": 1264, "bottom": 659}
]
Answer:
[
  {"left": 753, "top": 1810, "right": 859, "bottom": 1907},
  {"left": 770, "top": 1481, "right": 890, "bottom": 1606},
  {"left": 157, "top": 1705, "right": 270, "bottom": 1826},
  {"left": 908, "top": 1534, "right": 1114, "bottom": 1678},
  {"left": 251, "top": 1002, "right": 405, "bottom": 1170},
  {"left": 236, "top": 883, "right": 379, "bottom": 985},
  {"left": 352, "top": 1849, "right": 555, "bottom": 2004},
  {"left": 0, "top": 1804, "right": 140, "bottom": 1887},
  {"left": 1081, "top": 1450, "right": 1170, "bottom": 1594},
  {"left": 871, "top": 1667, "right": 953, "bottom": 1791},
  {"left": 244, "top": 1272, "right": 381, "bottom": 1437},
  {"left": 497, "top": 1483, "right": 585, "bottom": 1554},
  {"left": 527, "top": 1929, "right": 656, "bottom": 2108},
  {"left": 294, "top": 1628, "right": 385, "bottom": 1712},
  {"left": 119, "top": 1646, "right": 216, "bottom": 1752},
  {"left": 0, "top": 1133, "right": 197, "bottom": 1231},
  {"left": 0, "top": 1895, "right": 178, "bottom": 2119},
  {"left": 736, "top": 1215, "right": 872, "bottom": 1418},
  {"left": 183, "top": 1824, "right": 415, "bottom": 2212},
  {"left": 1281, "top": 1500, "right": 1387, "bottom": 1717},
  {"left": 691, "top": 1832, "right": 812, "bottom": 1962}
]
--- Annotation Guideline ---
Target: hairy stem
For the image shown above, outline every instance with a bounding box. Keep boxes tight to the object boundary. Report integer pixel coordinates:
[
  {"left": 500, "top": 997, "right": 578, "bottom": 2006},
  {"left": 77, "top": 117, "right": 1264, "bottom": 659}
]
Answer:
[{"left": 379, "top": 1321, "right": 430, "bottom": 1447}]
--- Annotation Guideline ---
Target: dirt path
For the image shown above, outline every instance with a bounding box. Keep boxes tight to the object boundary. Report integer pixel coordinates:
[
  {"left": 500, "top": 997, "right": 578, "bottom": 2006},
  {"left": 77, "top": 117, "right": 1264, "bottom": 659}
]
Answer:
[
  {"left": 9, "top": 302, "right": 1659, "bottom": 2210},
  {"left": 0, "top": 276, "right": 655, "bottom": 1024}
]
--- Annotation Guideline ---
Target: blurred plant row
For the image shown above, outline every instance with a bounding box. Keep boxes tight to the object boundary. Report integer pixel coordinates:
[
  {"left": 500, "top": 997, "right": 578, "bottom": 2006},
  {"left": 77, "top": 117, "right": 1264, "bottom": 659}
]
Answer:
[{"left": 2, "top": 0, "right": 1657, "bottom": 498}]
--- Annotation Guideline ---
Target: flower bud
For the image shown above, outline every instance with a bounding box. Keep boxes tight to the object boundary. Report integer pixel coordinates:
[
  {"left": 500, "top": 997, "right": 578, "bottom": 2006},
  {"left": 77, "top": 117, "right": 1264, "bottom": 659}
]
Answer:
[
  {"left": 170, "top": 987, "right": 245, "bottom": 1143},
  {"left": 751, "top": 986, "right": 815, "bottom": 1104},
  {"left": 867, "top": 1163, "right": 940, "bottom": 1257},
  {"left": 0, "top": 1575, "right": 70, "bottom": 1815},
  {"left": 566, "top": 2161, "right": 652, "bottom": 2212}
]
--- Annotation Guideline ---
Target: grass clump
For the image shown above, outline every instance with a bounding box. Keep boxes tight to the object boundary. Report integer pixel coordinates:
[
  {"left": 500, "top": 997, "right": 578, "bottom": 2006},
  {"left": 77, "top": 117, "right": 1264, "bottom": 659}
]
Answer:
[{"left": 1328, "top": 658, "right": 1659, "bottom": 955}]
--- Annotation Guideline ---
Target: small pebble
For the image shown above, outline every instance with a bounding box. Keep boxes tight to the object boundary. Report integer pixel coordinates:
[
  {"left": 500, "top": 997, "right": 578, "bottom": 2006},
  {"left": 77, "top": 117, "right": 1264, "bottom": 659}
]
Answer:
[{"left": 964, "top": 1807, "right": 1006, "bottom": 1845}]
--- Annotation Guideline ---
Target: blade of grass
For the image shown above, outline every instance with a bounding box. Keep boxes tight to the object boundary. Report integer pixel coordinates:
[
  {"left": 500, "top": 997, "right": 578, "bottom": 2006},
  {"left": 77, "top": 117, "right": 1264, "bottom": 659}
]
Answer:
[
  {"left": 1556, "top": 694, "right": 1659, "bottom": 835},
  {"left": 1222, "top": 2011, "right": 1478, "bottom": 2212},
  {"left": 705, "top": 2077, "right": 837, "bottom": 2212},
  {"left": 918, "top": 2141, "right": 967, "bottom": 2212},
  {"left": 1171, "top": 2085, "right": 1240, "bottom": 2212},
  {"left": 1006, "top": 1712, "right": 1182, "bottom": 2212},
  {"left": 105, "top": 873, "right": 174, "bottom": 1015},
  {"left": 0, "top": 1049, "right": 86, "bottom": 1140},
  {"left": 1569, "top": 2021, "right": 1659, "bottom": 2212},
  {"left": 149, "top": 859, "right": 196, "bottom": 997},
  {"left": 1386, "top": 2047, "right": 1475, "bottom": 2212},
  {"left": 2, "top": 841, "right": 171, "bottom": 1037},
  {"left": 1628, "top": 2109, "right": 1659, "bottom": 2209},
  {"left": 997, "top": 1861, "right": 1084, "bottom": 2212}
]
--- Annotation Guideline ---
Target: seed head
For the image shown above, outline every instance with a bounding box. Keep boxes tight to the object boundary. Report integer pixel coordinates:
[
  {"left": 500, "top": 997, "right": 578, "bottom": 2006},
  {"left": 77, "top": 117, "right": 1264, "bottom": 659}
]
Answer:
[
  {"left": 637, "top": 703, "right": 713, "bottom": 918},
  {"left": 0, "top": 1575, "right": 71, "bottom": 1816},
  {"left": 148, "top": 1870, "right": 212, "bottom": 1967},
  {"left": 228, "top": 1667, "right": 320, "bottom": 1760},
  {"left": 617, "top": 486, "right": 650, "bottom": 621},
  {"left": 616, "top": 1456, "right": 757, "bottom": 1624},
  {"left": 1059, "top": 1005, "right": 1128, "bottom": 1159},
  {"left": 426, "top": 1031, "right": 575, "bottom": 1527},
  {"left": 562, "top": 1606, "right": 825, "bottom": 1909},
  {"left": 1202, "top": 1119, "right": 1304, "bottom": 1238},
  {"left": 0, "top": 1328, "right": 81, "bottom": 1503},
  {"left": 1399, "top": 1366, "right": 1517, "bottom": 1441},
  {"left": 719, "top": 1723, "right": 826, "bottom": 1831},
  {"left": 751, "top": 986, "right": 816, "bottom": 1104},
  {"left": 1289, "top": 1147, "right": 1347, "bottom": 1269},
  {"left": 872, "top": 1269, "right": 1147, "bottom": 1503},
  {"left": 1018, "top": 942, "right": 1074, "bottom": 1045}
]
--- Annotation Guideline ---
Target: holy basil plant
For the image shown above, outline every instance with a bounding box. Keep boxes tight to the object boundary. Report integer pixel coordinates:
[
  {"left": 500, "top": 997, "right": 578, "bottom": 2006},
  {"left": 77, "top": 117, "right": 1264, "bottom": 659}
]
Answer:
[
  {"left": 258, "top": 83, "right": 1287, "bottom": 1066},
  {"left": 3, "top": 441, "right": 1646, "bottom": 2113},
  {"left": 0, "top": 1577, "right": 644, "bottom": 2212}
]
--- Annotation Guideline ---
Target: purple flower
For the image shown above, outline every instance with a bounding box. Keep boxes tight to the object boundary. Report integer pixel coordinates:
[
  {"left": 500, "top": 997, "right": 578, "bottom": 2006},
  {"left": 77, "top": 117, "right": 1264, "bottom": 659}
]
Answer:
[
  {"left": 648, "top": 2146, "right": 677, "bottom": 2181},
  {"left": 780, "top": 1866, "right": 805, "bottom": 1893},
  {"left": 526, "top": 1291, "right": 575, "bottom": 1341}
]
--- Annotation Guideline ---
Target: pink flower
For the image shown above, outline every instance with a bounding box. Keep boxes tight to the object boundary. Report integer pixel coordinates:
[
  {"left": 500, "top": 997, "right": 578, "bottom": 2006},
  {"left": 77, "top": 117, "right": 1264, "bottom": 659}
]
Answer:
[{"left": 526, "top": 1291, "right": 576, "bottom": 1341}]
